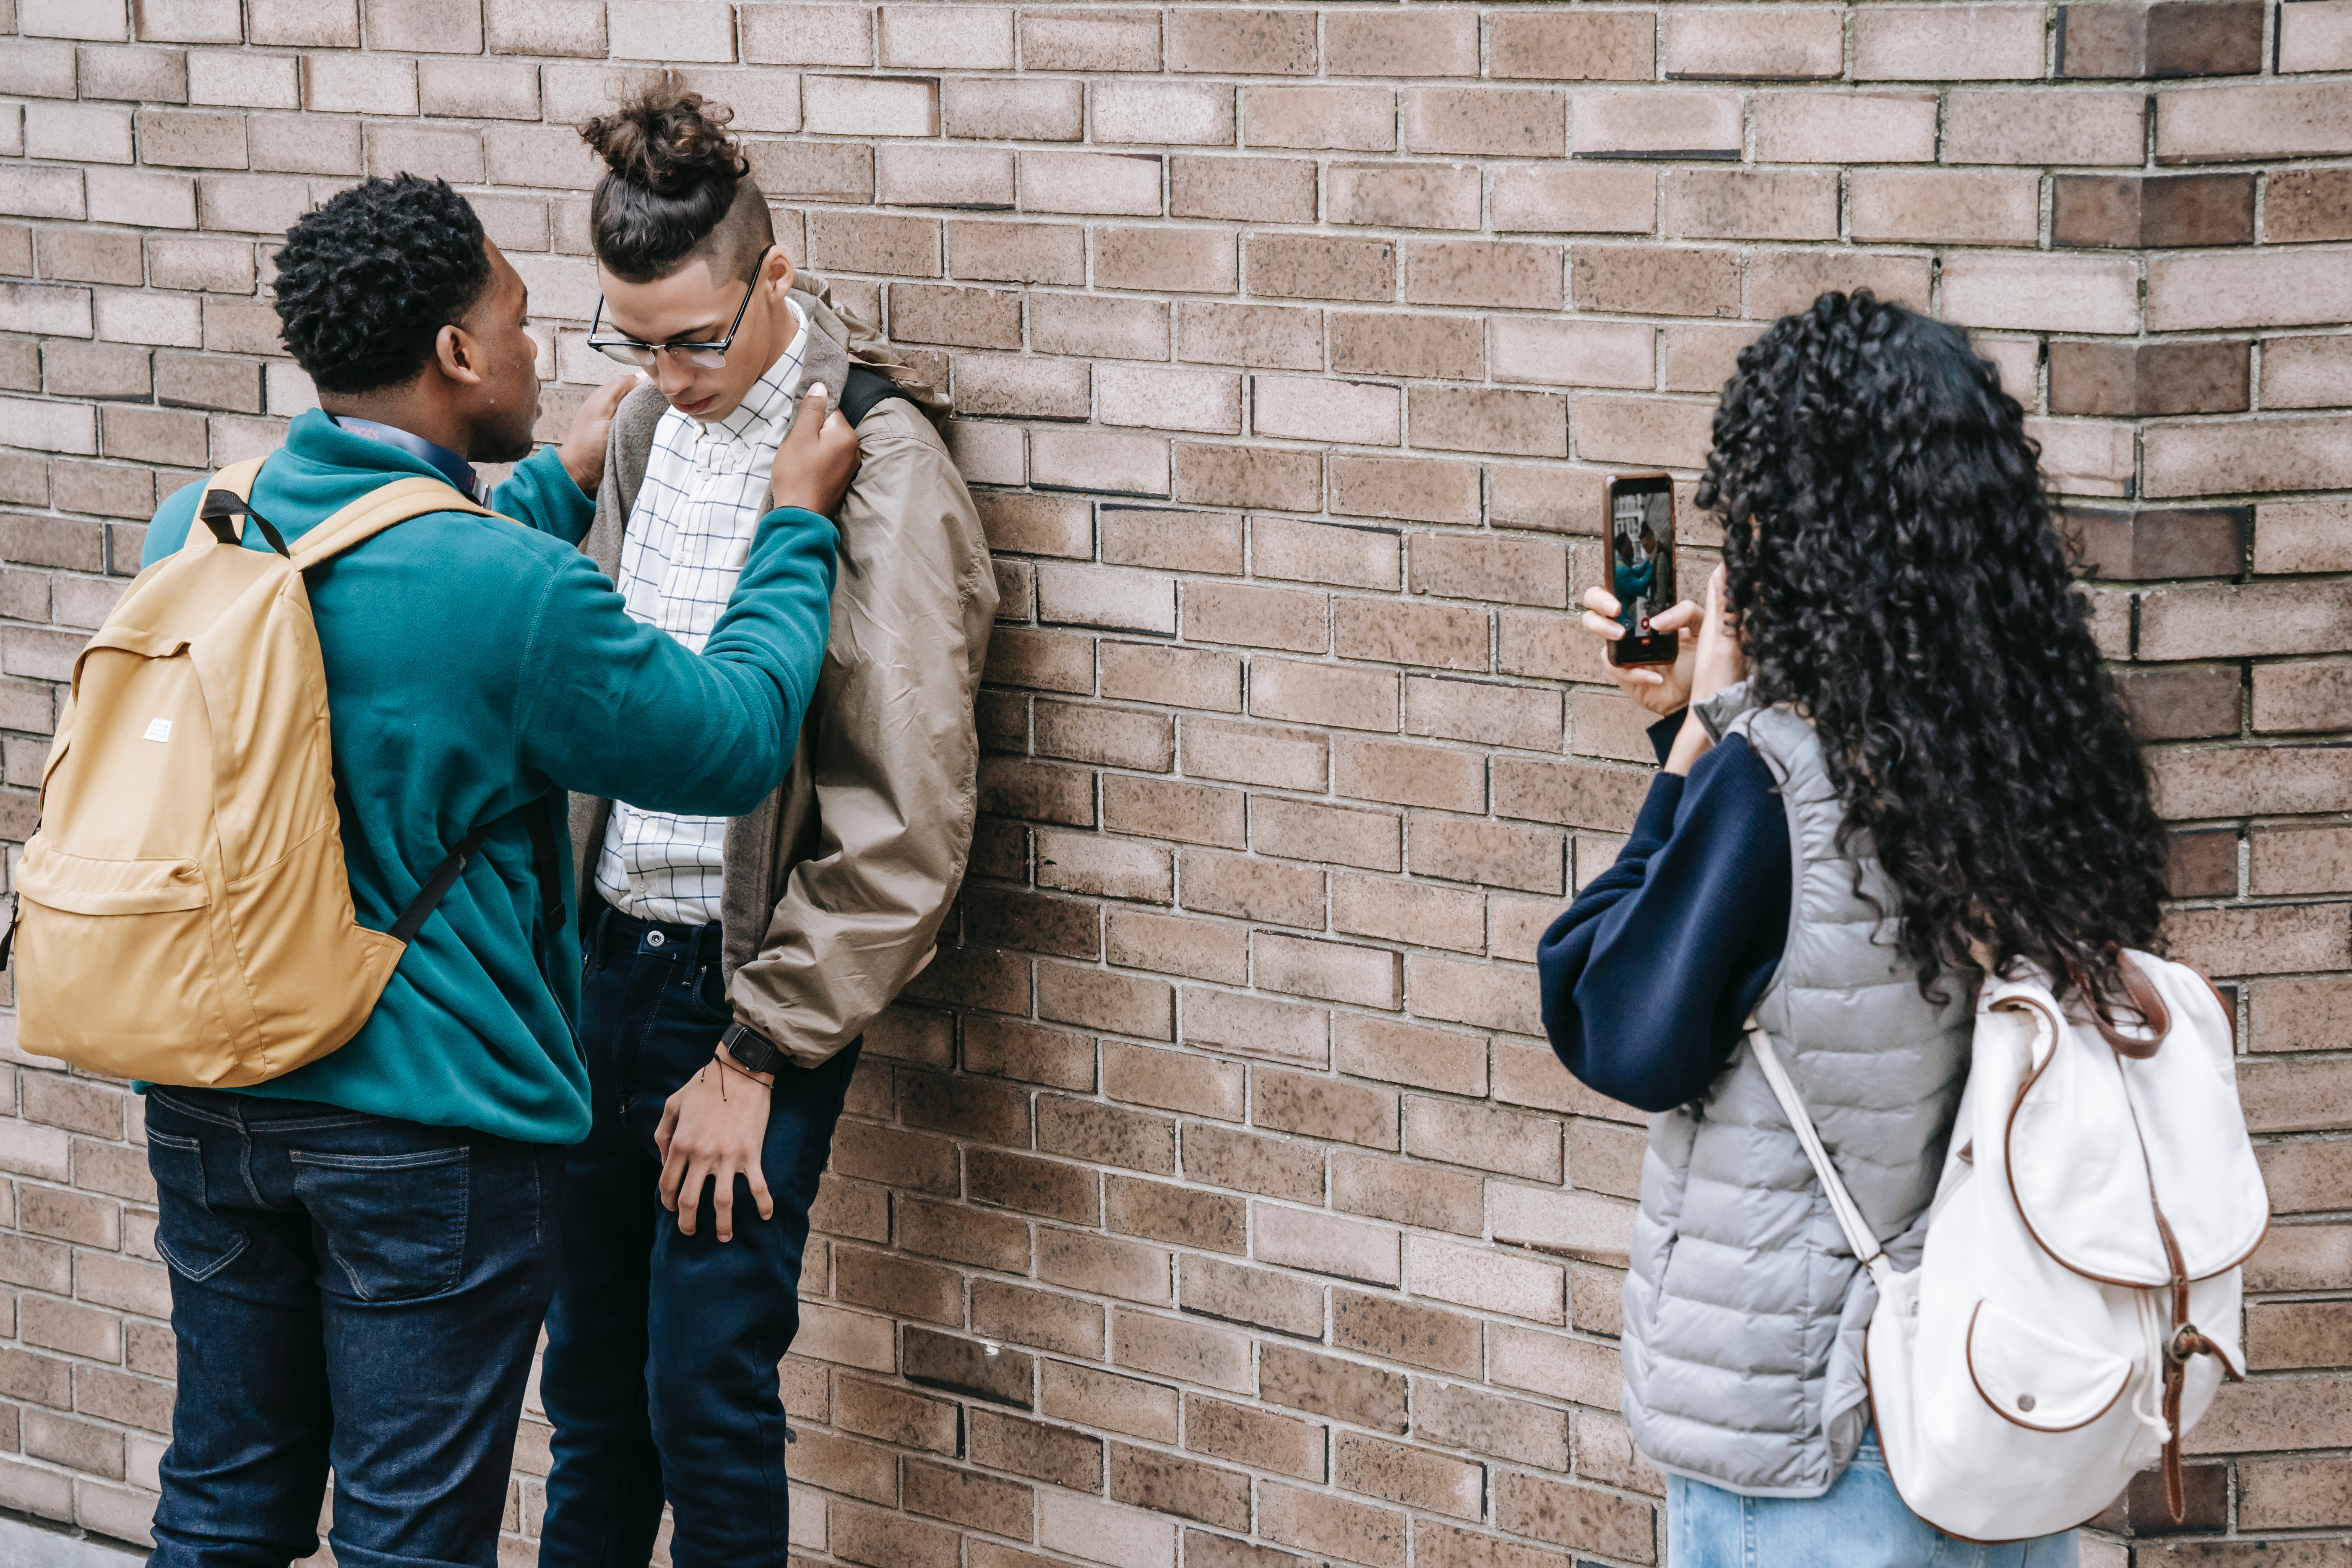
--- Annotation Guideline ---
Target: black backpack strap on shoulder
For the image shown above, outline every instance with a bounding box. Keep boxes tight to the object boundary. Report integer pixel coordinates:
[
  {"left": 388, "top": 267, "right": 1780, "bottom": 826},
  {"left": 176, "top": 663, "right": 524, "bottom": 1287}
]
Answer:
[
  {"left": 839, "top": 363, "right": 914, "bottom": 428},
  {"left": 198, "top": 490, "right": 292, "bottom": 558}
]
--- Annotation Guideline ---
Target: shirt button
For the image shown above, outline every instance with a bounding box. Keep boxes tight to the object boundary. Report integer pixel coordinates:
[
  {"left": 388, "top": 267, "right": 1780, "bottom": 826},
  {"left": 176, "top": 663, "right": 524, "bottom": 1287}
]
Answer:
[{"left": 647, "top": 930, "right": 666, "bottom": 949}]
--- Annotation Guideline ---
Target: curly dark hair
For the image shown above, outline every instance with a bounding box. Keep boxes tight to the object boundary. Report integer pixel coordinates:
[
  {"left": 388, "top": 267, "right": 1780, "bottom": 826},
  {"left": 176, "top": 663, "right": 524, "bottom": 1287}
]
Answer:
[
  {"left": 273, "top": 175, "right": 491, "bottom": 395},
  {"left": 581, "top": 82, "right": 771, "bottom": 284},
  {"left": 1698, "top": 291, "right": 2170, "bottom": 1010}
]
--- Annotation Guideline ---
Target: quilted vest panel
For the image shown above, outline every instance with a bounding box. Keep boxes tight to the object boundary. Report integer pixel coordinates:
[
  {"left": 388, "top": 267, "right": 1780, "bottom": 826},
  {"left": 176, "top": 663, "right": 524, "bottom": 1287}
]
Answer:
[{"left": 1620, "top": 691, "right": 1972, "bottom": 1497}]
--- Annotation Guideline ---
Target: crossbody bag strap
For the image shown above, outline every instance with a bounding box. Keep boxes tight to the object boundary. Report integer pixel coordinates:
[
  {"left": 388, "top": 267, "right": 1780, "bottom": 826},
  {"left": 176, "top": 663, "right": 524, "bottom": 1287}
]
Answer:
[{"left": 1747, "top": 1019, "right": 1897, "bottom": 1290}]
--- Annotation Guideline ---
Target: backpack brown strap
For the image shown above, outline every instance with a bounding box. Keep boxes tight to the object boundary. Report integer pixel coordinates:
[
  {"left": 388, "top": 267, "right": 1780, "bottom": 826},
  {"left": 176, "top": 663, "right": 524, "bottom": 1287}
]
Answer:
[{"left": 286, "top": 476, "right": 504, "bottom": 572}]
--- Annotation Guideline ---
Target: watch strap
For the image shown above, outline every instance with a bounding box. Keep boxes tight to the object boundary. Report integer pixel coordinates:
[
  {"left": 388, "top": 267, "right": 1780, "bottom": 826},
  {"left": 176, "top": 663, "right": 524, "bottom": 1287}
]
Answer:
[{"left": 721, "top": 1023, "right": 786, "bottom": 1077}]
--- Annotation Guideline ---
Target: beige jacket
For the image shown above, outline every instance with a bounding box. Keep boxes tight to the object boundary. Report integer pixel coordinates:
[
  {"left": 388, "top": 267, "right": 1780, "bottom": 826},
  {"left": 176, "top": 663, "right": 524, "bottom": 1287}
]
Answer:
[{"left": 569, "top": 276, "right": 996, "bottom": 1068}]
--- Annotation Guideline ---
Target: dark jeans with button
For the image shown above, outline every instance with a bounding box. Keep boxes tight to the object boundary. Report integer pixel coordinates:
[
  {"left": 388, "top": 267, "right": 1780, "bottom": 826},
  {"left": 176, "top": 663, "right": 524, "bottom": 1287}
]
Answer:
[
  {"left": 144, "top": 1087, "right": 563, "bottom": 1568},
  {"left": 537, "top": 900, "right": 860, "bottom": 1568}
]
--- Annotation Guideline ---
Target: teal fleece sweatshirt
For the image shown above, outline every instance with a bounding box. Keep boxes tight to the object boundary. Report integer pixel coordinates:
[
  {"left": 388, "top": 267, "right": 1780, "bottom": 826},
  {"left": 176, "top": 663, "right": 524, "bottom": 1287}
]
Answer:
[{"left": 139, "top": 410, "right": 838, "bottom": 1144}]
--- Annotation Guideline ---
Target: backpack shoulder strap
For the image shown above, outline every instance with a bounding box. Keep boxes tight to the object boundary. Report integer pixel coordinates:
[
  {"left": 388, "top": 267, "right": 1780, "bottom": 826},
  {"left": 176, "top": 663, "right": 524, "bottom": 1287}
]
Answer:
[
  {"left": 191, "top": 456, "right": 278, "bottom": 554},
  {"left": 1748, "top": 1018, "right": 1895, "bottom": 1288},
  {"left": 840, "top": 362, "right": 916, "bottom": 428},
  {"left": 287, "top": 476, "right": 501, "bottom": 573}
]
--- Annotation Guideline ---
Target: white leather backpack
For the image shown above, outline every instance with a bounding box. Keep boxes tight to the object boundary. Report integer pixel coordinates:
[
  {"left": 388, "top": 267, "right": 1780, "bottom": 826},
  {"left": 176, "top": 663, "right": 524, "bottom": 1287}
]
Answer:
[{"left": 1753, "top": 951, "right": 2269, "bottom": 1541}]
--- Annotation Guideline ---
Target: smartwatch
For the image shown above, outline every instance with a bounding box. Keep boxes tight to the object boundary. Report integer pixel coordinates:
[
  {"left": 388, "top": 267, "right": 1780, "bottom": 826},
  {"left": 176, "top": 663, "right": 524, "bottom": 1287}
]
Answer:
[{"left": 719, "top": 1022, "right": 787, "bottom": 1078}]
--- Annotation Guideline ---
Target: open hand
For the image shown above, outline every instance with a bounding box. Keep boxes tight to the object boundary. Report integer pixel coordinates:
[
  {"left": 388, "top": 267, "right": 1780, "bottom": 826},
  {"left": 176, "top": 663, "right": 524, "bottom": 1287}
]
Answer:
[
  {"left": 770, "top": 383, "right": 860, "bottom": 518},
  {"left": 1580, "top": 587, "right": 1702, "bottom": 716},
  {"left": 556, "top": 372, "right": 639, "bottom": 496},
  {"left": 655, "top": 1055, "right": 774, "bottom": 1242}
]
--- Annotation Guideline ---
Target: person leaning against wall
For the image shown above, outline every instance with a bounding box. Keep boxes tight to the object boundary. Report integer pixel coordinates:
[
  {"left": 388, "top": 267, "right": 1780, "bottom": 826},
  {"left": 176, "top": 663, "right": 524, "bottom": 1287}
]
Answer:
[
  {"left": 533, "top": 83, "right": 996, "bottom": 1567},
  {"left": 130, "top": 175, "right": 854, "bottom": 1566},
  {"left": 1539, "top": 292, "right": 2177, "bottom": 1566}
]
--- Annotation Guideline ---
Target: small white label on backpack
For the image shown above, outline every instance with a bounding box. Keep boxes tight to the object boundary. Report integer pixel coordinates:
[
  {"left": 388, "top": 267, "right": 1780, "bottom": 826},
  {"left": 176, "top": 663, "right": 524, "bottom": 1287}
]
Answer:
[{"left": 143, "top": 719, "right": 171, "bottom": 743}]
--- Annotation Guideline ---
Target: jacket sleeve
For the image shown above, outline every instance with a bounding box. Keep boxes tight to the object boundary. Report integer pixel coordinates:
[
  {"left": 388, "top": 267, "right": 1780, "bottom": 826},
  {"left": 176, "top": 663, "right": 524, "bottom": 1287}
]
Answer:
[
  {"left": 725, "top": 409, "right": 997, "bottom": 1066},
  {"left": 490, "top": 445, "right": 594, "bottom": 546},
  {"left": 517, "top": 505, "right": 839, "bottom": 818}
]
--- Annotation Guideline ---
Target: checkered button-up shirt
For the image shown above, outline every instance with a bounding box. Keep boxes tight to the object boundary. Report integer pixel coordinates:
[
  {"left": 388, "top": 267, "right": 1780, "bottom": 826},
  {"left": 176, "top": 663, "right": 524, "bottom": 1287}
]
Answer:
[{"left": 594, "top": 302, "right": 810, "bottom": 926}]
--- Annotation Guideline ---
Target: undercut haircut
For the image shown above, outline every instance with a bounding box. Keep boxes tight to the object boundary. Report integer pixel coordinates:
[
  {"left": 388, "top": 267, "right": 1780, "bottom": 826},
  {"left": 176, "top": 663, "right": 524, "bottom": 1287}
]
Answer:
[
  {"left": 273, "top": 175, "right": 492, "bottom": 396},
  {"left": 581, "top": 83, "right": 776, "bottom": 286}
]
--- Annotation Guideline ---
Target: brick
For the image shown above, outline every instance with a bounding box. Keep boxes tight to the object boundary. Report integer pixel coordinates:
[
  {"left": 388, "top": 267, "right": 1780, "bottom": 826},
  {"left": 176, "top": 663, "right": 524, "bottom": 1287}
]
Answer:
[
  {"left": 1336, "top": 1431, "right": 1481, "bottom": 1521},
  {"left": 1402, "top": 89, "right": 1564, "bottom": 161},
  {"left": 2157, "top": 80, "right": 2352, "bottom": 163},
  {"left": 1571, "top": 88, "right": 1741, "bottom": 160},
  {"left": 1180, "top": 1121, "right": 1323, "bottom": 1204},
  {"left": 1184, "top": 1393, "right": 1324, "bottom": 1479},
  {"left": 1752, "top": 90, "right": 1936, "bottom": 164},
  {"left": 945, "top": 77, "right": 1081, "bottom": 143},
  {"left": 1853, "top": 3, "right": 2044, "bottom": 79},
  {"left": 946, "top": 220, "right": 1083, "bottom": 288},
  {"left": 1240, "top": 86, "right": 1395, "bottom": 154},
  {"left": 1101, "top": 641, "right": 1240, "bottom": 712},
  {"left": 2150, "top": 245, "right": 2352, "bottom": 333},
  {"left": 2059, "top": 0, "right": 2263, "bottom": 77},
  {"left": 1572, "top": 245, "right": 1739, "bottom": 320},
  {"left": 1491, "top": 165, "right": 1655, "bottom": 235},
  {"left": 2263, "top": 337, "right": 2352, "bottom": 412},
  {"left": 1746, "top": 250, "right": 1931, "bottom": 319},
  {"left": 2240, "top": 1454, "right": 2352, "bottom": 1529},
  {"left": 1112, "top": 1306, "right": 1253, "bottom": 1394},
  {"left": 1945, "top": 89, "right": 2145, "bottom": 167},
  {"left": 1031, "top": 427, "right": 1169, "bottom": 499},
  {"left": 2147, "top": 415, "right": 2352, "bottom": 499},
  {"left": 833, "top": 1500, "right": 957, "bottom": 1568},
  {"left": 1495, "top": 1472, "right": 1656, "bottom": 1563},
  {"left": 1252, "top": 1068, "right": 1398, "bottom": 1151},
  {"left": 1664, "top": 7, "right": 1843, "bottom": 79},
  {"left": 1180, "top": 580, "right": 1325, "bottom": 655},
  {"left": 1107, "top": 1174, "right": 1244, "bottom": 1253},
  {"left": 1168, "top": 7, "right": 1312, "bottom": 75},
  {"left": 2050, "top": 344, "right": 2249, "bottom": 420},
  {"left": 1110, "top": 1442, "right": 1250, "bottom": 1532},
  {"left": 969, "top": 1408, "right": 1104, "bottom": 1491},
  {"left": 1328, "top": 313, "right": 1483, "bottom": 384},
  {"left": 1328, "top": 9, "right": 1477, "bottom": 77},
  {"left": 1164, "top": 155, "right": 1314, "bottom": 227},
  {"left": 1021, "top": 7, "right": 1157, "bottom": 71},
  {"left": 2269, "top": 168, "right": 2352, "bottom": 244},
  {"left": 1261, "top": 1480, "right": 1407, "bottom": 1568},
  {"left": 1038, "top": 1094, "right": 1177, "bottom": 1175},
  {"left": 1940, "top": 252, "right": 2138, "bottom": 336},
  {"left": 1664, "top": 167, "right": 1839, "bottom": 242},
  {"left": 1327, "top": 163, "right": 1479, "bottom": 234},
  {"left": 1329, "top": 456, "right": 1479, "bottom": 528},
  {"left": 1092, "top": 80, "right": 1233, "bottom": 149},
  {"left": 1850, "top": 170, "right": 2038, "bottom": 247},
  {"left": 2055, "top": 173, "right": 2255, "bottom": 250},
  {"left": 1254, "top": 1205, "right": 1400, "bottom": 1288},
  {"left": 1406, "top": 240, "right": 1562, "bottom": 312},
  {"left": 1042, "top": 1361, "right": 1178, "bottom": 1444},
  {"left": 1178, "top": 1253, "right": 1321, "bottom": 1338},
  {"left": 1489, "top": 12, "right": 1654, "bottom": 81},
  {"left": 1182, "top": 987, "right": 1328, "bottom": 1068},
  {"left": 1032, "top": 296, "right": 1169, "bottom": 364},
  {"left": 2182, "top": 1375, "right": 2352, "bottom": 1455},
  {"left": 1037, "top": 1226, "right": 1175, "bottom": 1305}
]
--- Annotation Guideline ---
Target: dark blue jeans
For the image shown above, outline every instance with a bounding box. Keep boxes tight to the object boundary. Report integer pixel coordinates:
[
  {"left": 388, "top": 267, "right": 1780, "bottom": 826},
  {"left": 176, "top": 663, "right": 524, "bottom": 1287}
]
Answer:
[
  {"left": 144, "top": 1086, "right": 563, "bottom": 1568},
  {"left": 538, "top": 901, "right": 859, "bottom": 1568}
]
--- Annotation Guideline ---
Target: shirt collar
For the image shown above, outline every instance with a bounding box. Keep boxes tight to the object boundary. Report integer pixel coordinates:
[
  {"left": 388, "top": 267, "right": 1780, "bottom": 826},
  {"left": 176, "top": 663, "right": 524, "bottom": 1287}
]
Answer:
[
  {"left": 328, "top": 415, "right": 485, "bottom": 501},
  {"left": 706, "top": 299, "right": 810, "bottom": 447}
]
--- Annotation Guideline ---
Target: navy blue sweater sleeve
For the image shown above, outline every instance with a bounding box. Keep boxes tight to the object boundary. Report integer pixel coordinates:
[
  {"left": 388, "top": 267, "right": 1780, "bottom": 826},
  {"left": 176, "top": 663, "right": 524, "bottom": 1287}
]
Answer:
[{"left": 1537, "top": 718, "right": 1791, "bottom": 1113}]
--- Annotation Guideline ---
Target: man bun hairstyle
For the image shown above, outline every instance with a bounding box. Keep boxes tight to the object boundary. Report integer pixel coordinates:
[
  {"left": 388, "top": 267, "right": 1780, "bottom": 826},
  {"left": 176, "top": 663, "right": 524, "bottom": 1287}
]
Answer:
[
  {"left": 582, "top": 82, "right": 774, "bottom": 285},
  {"left": 273, "top": 175, "right": 492, "bottom": 396}
]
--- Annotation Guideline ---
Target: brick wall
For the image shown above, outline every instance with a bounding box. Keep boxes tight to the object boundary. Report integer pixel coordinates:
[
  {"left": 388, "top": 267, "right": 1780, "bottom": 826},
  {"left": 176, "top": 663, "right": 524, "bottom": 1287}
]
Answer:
[{"left": 0, "top": 0, "right": 2347, "bottom": 1561}]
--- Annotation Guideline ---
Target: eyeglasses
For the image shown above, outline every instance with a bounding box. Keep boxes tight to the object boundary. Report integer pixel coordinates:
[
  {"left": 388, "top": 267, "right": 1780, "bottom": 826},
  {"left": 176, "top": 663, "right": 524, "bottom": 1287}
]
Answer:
[{"left": 586, "top": 246, "right": 772, "bottom": 370}]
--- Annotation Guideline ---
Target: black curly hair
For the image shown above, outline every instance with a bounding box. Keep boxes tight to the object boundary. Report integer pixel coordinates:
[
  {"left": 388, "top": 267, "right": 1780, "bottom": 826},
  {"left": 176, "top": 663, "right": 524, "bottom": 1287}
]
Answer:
[
  {"left": 1698, "top": 291, "right": 2171, "bottom": 1010},
  {"left": 273, "top": 175, "right": 491, "bottom": 395},
  {"left": 581, "top": 81, "right": 773, "bottom": 284}
]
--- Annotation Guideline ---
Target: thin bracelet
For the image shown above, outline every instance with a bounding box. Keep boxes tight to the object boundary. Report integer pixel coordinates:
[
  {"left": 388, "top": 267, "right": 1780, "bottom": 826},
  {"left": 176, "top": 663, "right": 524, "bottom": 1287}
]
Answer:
[{"left": 711, "top": 1047, "right": 774, "bottom": 1090}]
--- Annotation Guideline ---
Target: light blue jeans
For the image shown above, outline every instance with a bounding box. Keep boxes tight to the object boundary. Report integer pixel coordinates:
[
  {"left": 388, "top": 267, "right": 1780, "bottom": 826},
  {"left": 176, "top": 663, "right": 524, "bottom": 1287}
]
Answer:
[{"left": 1667, "top": 1432, "right": 2081, "bottom": 1568}]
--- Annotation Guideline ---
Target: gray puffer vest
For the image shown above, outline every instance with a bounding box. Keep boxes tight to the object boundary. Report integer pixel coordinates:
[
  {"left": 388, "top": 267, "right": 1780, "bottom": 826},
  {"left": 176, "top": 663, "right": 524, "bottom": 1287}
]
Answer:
[{"left": 1621, "top": 687, "right": 1972, "bottom": 1497}]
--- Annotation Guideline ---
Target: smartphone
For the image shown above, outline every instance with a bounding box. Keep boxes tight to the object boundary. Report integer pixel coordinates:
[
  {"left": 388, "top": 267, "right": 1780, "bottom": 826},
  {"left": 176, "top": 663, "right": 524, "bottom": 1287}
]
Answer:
[{"left": 1602, "top": 473, "right": 1677, "bottom": 667}]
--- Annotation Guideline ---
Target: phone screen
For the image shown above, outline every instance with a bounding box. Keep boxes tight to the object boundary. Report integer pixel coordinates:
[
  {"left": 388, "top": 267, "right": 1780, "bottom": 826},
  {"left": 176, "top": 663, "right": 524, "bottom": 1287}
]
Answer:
[{"left": 1606, "top": 476, "right": 1677, "bottom": 666}]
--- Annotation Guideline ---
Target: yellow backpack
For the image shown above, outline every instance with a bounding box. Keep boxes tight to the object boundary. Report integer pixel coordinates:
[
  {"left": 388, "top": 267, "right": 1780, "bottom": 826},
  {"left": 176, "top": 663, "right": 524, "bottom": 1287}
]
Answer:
[{"left": 8, "top": 456, "right": 537, "bottom": 1087}]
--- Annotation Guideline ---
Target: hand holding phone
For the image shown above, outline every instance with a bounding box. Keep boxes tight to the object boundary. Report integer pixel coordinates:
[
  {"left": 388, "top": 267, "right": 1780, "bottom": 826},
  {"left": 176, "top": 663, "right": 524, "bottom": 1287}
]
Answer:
[{"left": 1600, "top": 474, "right": 1679, "bottom": 666}]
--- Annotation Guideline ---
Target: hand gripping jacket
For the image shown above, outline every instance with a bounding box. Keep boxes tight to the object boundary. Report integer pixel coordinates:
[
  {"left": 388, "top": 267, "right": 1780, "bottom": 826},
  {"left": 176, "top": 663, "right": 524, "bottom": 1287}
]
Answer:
[
  {"left": 8, "top": 458, "right": 555, "bottom": 1086},
  {"left": 1758, "top": 950, "right": 2266, "bottom": 1540}
]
